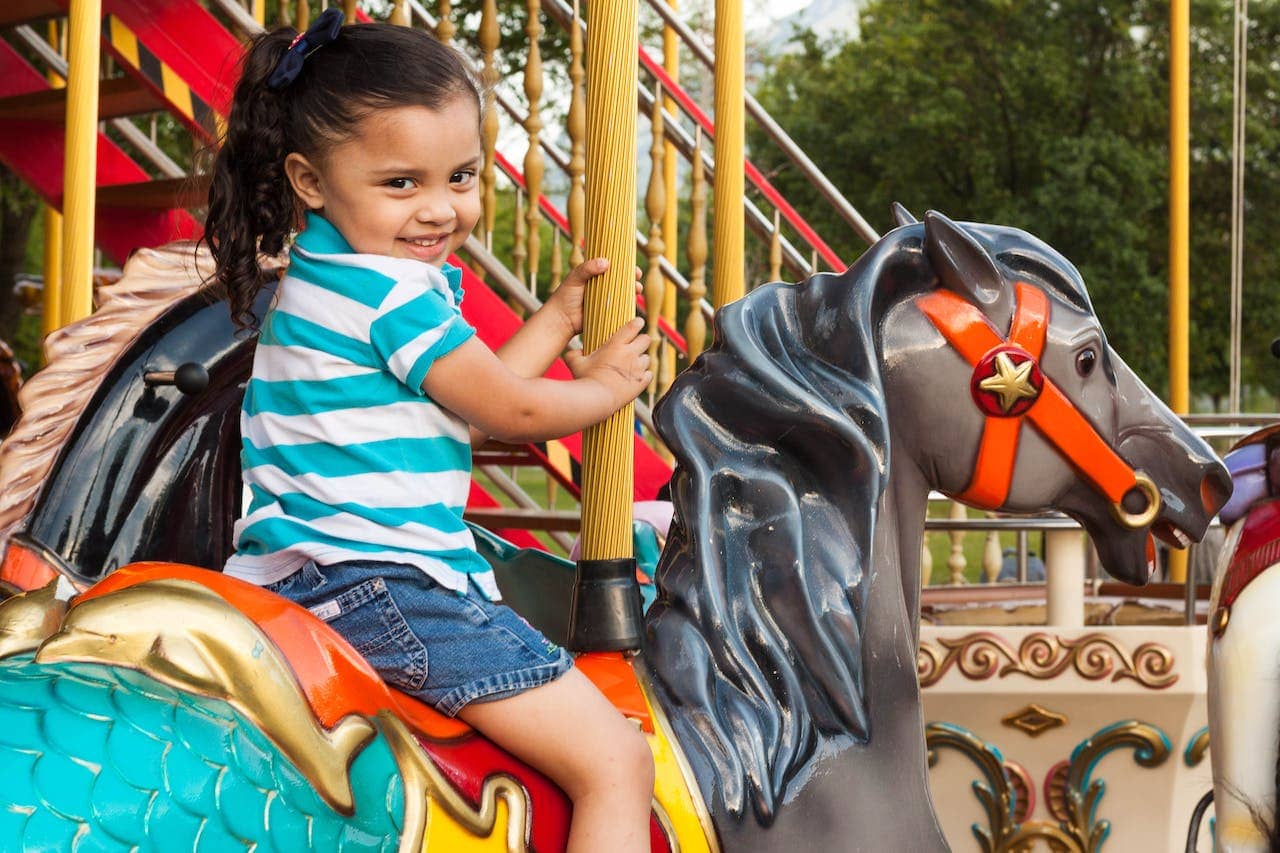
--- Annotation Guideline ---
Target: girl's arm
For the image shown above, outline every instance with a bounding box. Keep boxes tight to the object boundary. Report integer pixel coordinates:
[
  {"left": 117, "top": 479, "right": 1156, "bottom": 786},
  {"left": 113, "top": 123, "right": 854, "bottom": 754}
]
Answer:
[
  {"left": 424, "top": 317, "right": 652, "bottom": 445},
  {"left": 468, "top": 257, "right": 638, "bottom": 446}
]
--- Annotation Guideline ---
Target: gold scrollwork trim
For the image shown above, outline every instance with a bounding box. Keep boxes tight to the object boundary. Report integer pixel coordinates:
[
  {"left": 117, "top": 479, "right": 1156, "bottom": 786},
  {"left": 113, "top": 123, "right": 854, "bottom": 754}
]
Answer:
[
  {"left": 925, "top": 722, "right": 1019, "bottom": 852},
  {"left": 926, "top": 719, "right": 1172, "bottom": 853},
  {"left": 380, "top": 711, "right": 530, "bottom": 852},
  {"left": 0, "top": 578, "right": 65, "bottom": 659},
  {"left": 1002, "top": 703, "right": 1068, "bottom": 738},
  {"left": 918, "top": 632, "right": 1177, "bottom": 690},
  {"left": 1184, "top": 726, "right": 1210, "bottom": 768},
  {"left": 34, "top": 578, "right": 376, "bottom": 815}
]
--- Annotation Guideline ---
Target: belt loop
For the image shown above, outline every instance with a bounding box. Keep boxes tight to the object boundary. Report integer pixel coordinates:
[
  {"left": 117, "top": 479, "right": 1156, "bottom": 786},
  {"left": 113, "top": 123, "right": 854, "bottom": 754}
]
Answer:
[{"left": 302, "top": 559, "right": 327, "bottom": 590}]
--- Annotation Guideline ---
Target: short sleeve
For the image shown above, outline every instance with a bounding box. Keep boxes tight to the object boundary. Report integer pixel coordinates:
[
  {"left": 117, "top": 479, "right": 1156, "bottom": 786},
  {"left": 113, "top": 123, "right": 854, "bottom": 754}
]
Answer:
[{"left": 368, "top": 283, "right": 475, "bottom": 394}]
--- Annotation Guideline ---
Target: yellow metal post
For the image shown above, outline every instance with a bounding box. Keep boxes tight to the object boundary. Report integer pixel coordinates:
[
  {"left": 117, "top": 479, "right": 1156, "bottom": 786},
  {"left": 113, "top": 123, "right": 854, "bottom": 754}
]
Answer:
[
  {"left": 711, "top": 0, "right": 744, "bottom": 308},
  {"left": 42, "top": 208, "right": 63, "bottom": 338},
  {"left": 62, "top": 0, "right": 102, "bottom": 326},
  {"left": 579, "top": 0, "right": 639, "bottom": 561},
  {"left": 42, "top": 22, "right": 64, "bottom": 338},
  {"left": 1168, "top": 0, "right": 1190, "bottom": 583}
]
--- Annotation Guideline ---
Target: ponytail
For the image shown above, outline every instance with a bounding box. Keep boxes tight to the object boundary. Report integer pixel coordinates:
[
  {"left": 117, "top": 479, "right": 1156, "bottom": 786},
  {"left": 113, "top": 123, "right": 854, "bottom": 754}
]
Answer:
[
  {"left": 204, "top": 29, "right": 298, "bottom": 331},
  {"left": 203, "top": 22, "right": 480, "bottom": 331}
]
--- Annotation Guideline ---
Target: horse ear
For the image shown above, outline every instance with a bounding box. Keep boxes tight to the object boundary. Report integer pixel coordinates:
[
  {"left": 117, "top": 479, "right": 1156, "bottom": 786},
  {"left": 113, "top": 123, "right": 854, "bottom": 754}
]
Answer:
[
  {"left": 923, "top": 210, "right": 1013, "bottom": 330},
  {"left": 890, "top": 202, "right": 917, "bottom": 227}
]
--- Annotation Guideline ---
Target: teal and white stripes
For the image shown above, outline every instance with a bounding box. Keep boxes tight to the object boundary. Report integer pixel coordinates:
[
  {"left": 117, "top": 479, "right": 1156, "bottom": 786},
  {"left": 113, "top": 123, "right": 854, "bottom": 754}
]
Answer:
[{"left": 225, "top": 213, "right": 497, "bottom": 599}]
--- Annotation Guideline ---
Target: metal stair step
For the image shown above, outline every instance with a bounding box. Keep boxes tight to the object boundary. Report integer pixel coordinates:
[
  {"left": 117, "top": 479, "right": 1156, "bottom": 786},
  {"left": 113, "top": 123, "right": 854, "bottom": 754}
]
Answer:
[
  {"left": 0, "top": 76, "right": 164, "bottom": 122},
  {"left": 94, "top": 175, "right": 208, "bottom": 210},
  {"left": 0, "top": 0, "right": 62, "bottom": 29}
]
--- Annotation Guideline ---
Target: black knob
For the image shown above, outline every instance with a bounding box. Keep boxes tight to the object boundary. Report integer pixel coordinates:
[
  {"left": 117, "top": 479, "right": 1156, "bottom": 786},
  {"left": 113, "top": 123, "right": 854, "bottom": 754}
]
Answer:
[
  {"left": 143, "top": 362, "right": 209, "bottom": 394},
  {"left": 1271, "top": 338, "right": 1280, "bottom": 359}
]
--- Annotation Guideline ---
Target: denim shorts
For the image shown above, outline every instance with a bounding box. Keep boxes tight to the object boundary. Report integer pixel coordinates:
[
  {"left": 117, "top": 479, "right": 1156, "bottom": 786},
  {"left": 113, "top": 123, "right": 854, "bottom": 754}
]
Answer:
[{"left": 264, "top": 559, "right": 574, "bottom": 717}]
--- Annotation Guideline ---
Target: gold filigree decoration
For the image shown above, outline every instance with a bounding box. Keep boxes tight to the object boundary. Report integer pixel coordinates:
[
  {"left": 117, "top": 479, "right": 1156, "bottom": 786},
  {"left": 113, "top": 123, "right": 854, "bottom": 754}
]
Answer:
[
  {"left": 380, "top": 711, "right": 530, "bottom": 852},
  {"left": 1044, "top": 760, "right": 1071, "bottom": 822},
  {"left": 927, "top": 720, "right": 1171, "bottom": 852},
  {"left": 1002, "top": 703, "right": 1068, "bottom": 738},
  {"left": 34, "top": 578, "right": 375, "bottom": 815},
  {"left": 1184, "top": 726, "right": 1210, "bottom": 768},
  {"left": 1004, "top": 759, "right": 1034, "bottom": 824},
  {"left": 0, "top": 578, "right": 65, "bottom": 659},
  {"left": 926, "top": 722, "right": 1022, "bottom": 852},
  {"left": 918, "top": 632, "right": 1177, "bottom": 690}
]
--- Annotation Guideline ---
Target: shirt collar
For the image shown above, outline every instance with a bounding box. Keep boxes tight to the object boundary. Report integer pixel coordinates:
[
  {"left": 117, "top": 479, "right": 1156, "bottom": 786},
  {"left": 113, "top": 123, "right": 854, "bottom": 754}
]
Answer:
[
  {"left": 295, "top": 211, "right": 352, "bottom": 255},
  {"left": 295, "top": 212, "right": 464, "bottom": 298}
]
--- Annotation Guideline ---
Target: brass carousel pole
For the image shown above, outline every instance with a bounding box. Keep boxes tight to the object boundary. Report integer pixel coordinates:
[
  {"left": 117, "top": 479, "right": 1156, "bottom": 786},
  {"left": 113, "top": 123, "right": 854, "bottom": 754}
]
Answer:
[
  {"left": 711, "top": 0, "right": 744, "bottom": 308},
  {"left": 1168, "top": 0, "right": 1190, "bottom": 584},
  {"left": 567, "top": 0, "right": 642, "bottom": 650}
]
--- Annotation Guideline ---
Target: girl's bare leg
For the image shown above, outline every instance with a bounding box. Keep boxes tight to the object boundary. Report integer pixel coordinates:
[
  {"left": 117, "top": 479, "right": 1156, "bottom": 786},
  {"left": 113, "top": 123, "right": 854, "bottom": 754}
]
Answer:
[{"left": 459, "top": 667, "right": 655, "bottom": 853}]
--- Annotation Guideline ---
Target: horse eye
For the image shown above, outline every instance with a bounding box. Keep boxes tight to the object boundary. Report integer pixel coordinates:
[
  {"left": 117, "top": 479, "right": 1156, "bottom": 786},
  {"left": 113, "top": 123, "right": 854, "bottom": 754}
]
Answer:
[{"left": 1076, "top": 348, "right": 1098, "bottom": 377}]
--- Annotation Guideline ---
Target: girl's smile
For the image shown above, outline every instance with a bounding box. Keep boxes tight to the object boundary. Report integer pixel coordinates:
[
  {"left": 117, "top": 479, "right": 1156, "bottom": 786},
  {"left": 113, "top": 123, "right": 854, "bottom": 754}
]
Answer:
[{"left": 285, "top": 97, "right": 482, "bottom": 266}]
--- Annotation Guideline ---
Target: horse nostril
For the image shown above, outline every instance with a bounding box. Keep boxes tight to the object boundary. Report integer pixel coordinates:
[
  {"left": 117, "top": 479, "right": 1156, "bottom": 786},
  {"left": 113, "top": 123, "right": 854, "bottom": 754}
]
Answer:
[{"left": 1202, "top": 466, "right": 1233, "bottom": 516}]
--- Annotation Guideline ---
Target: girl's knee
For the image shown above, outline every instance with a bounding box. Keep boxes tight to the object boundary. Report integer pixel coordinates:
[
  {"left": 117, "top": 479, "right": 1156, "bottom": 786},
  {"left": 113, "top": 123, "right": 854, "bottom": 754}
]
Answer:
[
  {"left": 563, "top": 720, "right": 653, "bottom": 801},
  {"left": 608, "top": 723, "right": 655, "bottom": 795}
]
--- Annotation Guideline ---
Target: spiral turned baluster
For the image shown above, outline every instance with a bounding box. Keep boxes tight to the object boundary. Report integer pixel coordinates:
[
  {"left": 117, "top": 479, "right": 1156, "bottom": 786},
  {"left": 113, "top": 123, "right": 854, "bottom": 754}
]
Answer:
[
  {"left": 685, "top": 128, "right": 708, "bottom": 362},
  {"left": 948, "top": 500, "right": 969, "bottom": 585},
  {"left": 435, "top": 0, "right": 455, "bottom": 44},
  {"left": 769, "top": 209, "right": 783, "bottom": 283},
  {"left": 523, "top": 0, "right": 545, "bottom": 293},
  {"left": 644, "top": 84, "right": 666, "bottom": 399},
  {"left": 478, "top": 0, "right": 499, "bottom": 250},
  {"left": 513, "top": 189, "right": 527, "bottom": 289}
]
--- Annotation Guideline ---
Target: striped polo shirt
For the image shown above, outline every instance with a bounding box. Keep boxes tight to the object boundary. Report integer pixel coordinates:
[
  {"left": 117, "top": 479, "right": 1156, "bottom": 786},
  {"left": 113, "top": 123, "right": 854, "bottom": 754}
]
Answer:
[{"left": 224, "top": 212, "right": 499, "bottom": 599}]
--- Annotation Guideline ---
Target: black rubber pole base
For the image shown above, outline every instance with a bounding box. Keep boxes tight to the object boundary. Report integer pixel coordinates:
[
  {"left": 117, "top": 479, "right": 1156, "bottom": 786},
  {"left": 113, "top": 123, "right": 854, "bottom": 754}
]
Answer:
[{"left": 566, "top": 557, "right": 644, "bottom": 652}]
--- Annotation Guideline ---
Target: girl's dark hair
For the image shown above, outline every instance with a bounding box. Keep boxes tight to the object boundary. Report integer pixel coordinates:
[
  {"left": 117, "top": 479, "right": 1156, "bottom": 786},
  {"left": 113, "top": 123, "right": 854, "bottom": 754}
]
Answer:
[{"left": 204, "top": 23, "right": 480, "bottom": 329}]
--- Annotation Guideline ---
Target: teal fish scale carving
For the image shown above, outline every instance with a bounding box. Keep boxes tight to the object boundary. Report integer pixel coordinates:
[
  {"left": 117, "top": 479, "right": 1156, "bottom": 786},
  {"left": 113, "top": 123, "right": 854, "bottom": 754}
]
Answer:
[{"left": 0, "top": 656, "right": 405, "bottom": 852}]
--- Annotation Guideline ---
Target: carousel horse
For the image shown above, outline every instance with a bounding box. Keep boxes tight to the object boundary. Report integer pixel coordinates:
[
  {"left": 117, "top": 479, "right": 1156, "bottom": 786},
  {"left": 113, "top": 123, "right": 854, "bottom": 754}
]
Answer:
[
  {"left": 0, "top": 211, "right": 1228, "bottom": 851},
  {"left": 1207, "top": 432, "right": 1280, "bottom": 852}
]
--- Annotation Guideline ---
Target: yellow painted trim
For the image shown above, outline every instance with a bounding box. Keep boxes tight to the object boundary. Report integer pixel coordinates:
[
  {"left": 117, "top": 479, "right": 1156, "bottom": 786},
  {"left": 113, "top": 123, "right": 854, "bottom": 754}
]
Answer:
[
  {"left": 108, "top": 16, "right": 139, "bottom": 70},
  {"left": 160, "top": 64, "right": 194, "bottom": 120},
  {"left": 546, "top": 440, "right": 572, "bottom": 483},
  {"left": 638, "top": 666, "right": 719, "bottom": 853}
]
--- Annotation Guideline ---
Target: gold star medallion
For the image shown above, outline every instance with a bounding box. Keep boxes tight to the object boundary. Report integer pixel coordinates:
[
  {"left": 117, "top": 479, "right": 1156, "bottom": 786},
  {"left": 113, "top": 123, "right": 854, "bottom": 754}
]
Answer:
[{"left": 978, "top": 352, "right": 1040, "bottom": 413}]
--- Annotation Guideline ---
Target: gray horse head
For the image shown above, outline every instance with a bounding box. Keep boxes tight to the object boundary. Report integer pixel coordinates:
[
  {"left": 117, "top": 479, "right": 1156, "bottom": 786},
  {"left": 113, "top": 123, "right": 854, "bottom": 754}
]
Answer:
[
  {"left": 884, "top": 211, "right": 1229, "bottom": 584},
  {"left": 643, "top": 208, "right": 1229, "bottom": 851}
]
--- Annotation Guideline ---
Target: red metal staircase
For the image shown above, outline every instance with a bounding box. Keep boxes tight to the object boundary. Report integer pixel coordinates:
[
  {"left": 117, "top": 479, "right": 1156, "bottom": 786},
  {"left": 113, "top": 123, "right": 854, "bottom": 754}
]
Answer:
[{"left": 0, "top": 1, "right": 682, "bottom": 552}]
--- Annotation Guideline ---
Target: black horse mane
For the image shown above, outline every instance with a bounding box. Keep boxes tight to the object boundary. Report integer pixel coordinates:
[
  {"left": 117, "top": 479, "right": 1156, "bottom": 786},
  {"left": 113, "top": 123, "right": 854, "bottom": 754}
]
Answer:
[
  {"left": 642, "top": 217, "right": 1095, "bottom": 828},
  {"left": 643, "top": 230, "right": 927, "bottom": 826}
]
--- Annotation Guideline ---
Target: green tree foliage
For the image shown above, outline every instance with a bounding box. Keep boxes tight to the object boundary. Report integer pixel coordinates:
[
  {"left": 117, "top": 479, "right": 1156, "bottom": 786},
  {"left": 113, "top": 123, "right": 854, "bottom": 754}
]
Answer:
[{"left": 749, "top": 0, "right": 1280, "bottom": 405}]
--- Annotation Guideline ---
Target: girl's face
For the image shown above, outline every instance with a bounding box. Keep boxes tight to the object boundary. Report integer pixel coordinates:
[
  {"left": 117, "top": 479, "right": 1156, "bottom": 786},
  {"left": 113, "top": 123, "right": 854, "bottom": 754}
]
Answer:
[{"left": 285, "top": 96, "right": 482, "bottom": 267}]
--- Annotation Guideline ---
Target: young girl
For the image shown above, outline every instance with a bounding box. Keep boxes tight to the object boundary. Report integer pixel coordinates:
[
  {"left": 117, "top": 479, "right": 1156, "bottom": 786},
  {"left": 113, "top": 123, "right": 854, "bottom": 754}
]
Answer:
[{"left": 204, "top": 12, "right": 655, "bottom": 851}]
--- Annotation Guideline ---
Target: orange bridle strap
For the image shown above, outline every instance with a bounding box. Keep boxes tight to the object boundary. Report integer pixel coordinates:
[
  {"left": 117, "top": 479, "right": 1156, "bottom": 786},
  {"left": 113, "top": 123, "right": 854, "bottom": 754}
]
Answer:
[{"left": 915, "top": 282, "right": 1140, "bottom": 509}]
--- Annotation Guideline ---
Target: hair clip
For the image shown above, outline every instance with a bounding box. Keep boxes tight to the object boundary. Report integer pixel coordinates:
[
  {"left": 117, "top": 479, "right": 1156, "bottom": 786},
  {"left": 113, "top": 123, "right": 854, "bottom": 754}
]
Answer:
[{"left": 266, "top": 7, "right": 345, "bottom": 91}]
